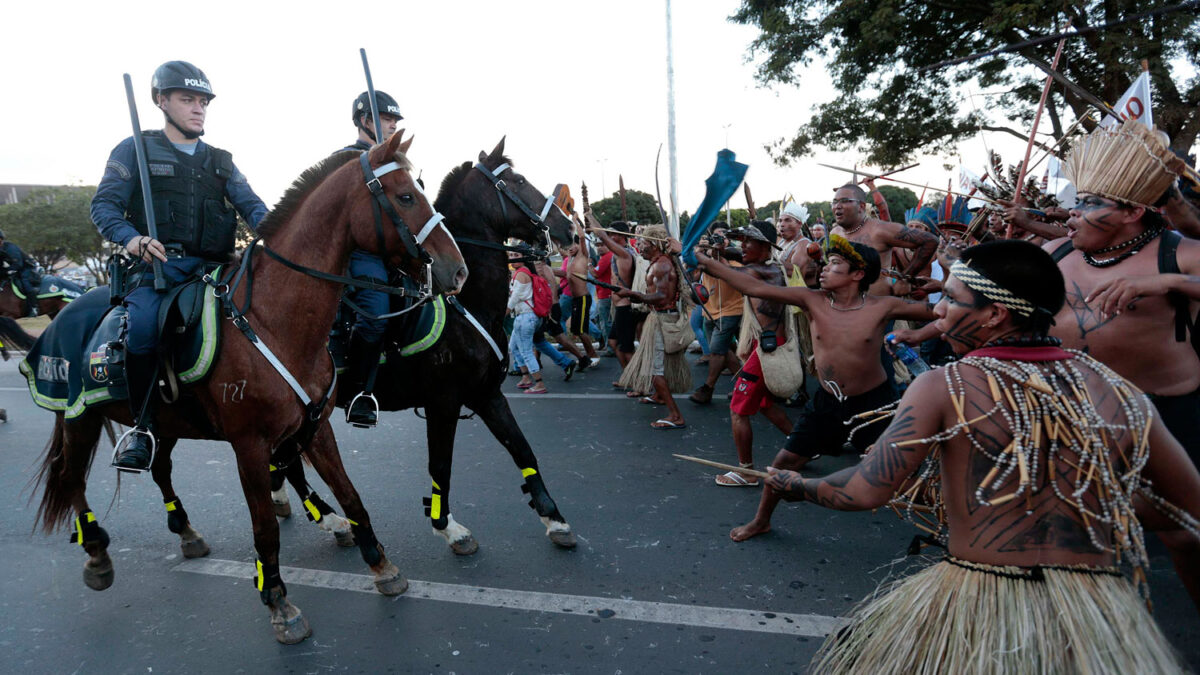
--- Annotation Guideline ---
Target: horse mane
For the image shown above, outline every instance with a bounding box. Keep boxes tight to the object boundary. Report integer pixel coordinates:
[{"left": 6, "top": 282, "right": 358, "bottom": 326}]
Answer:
[
  {"left": 256, "top": 149, "right": 414, "bottom": 239},
  {"left": 434, "top": 154, "right": 513, "bottom": 215}
]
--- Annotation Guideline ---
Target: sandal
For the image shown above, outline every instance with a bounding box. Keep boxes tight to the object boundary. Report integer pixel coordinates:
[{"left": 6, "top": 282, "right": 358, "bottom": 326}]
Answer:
[
  {"left": 639, "top": 396, "right": 664, "bottom": 405},
  {"left": 715, "top": 471, "right": 759, "bottom": 487},
  {"left": 517, "top": 381, "right": 533, "bottom": 389}
]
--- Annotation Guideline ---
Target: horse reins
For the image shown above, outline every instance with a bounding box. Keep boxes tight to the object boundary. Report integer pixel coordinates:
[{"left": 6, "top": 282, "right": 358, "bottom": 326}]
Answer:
[{"left": 473, "top": 162, "right": 563, "bottom": 252}]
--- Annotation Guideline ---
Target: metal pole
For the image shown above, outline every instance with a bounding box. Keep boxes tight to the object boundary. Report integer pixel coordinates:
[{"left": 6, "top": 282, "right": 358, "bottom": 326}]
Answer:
[
  {"left": 665, "top": 0, "right": 680, "bottom": 239},
  {"left": 724, "top": 123, "right": 732, "bottom": 226}
]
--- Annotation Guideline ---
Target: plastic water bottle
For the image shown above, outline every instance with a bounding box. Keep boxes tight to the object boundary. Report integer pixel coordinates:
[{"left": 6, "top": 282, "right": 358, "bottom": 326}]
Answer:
[{"left": 887, "top": 333, "right": 931, "bottom": 377}]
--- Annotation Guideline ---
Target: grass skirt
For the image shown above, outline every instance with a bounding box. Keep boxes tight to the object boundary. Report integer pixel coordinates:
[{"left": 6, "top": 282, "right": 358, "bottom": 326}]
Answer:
[
  {"left": 812, "top": 557, "right": 1185, "bottom": 675},
  {"left": 617, "top": 311, "right": 692, "bottom": 394}
]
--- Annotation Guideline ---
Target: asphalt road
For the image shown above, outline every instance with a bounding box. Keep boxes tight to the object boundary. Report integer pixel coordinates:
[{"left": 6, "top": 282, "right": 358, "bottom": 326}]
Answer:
[{"left": 0, "top": 352, "right": 1196, "bottom": 674}]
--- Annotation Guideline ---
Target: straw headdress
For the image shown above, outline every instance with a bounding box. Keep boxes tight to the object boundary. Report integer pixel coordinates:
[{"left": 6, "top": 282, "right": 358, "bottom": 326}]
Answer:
[{"left": 1064, "top": 120, "right": 1185, "bottom": 209}]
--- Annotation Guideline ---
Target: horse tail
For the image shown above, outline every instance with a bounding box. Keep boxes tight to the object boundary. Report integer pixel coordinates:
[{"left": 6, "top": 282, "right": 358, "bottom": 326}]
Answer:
[
  {"left": 30, "top": 414, "right": 100, "bottom": 533},
  {"left": 0, "top": 316, "right": 35, "bottom": 356}
]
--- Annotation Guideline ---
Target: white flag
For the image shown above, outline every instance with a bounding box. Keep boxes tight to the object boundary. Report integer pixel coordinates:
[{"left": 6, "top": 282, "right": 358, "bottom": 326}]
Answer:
[{"left": 1100, "top": 71, "right": 1153, "bottom": 129}]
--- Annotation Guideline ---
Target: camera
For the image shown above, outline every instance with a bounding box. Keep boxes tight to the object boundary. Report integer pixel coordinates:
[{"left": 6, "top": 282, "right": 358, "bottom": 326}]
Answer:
[{"left": 759, "top": 330, "right": 778, "bottom": 353}]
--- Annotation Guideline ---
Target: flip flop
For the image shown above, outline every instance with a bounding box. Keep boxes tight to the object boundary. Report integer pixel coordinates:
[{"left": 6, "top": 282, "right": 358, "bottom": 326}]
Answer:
[
  {"left": 625, "top": 390, "right": 646, "bottom": 398},
  {"left": 639, "top": 396, "right": 664, "bottom": 405},
  {"left": 715, "top": 471, "right": 759, "bottom": 487},
  {"left": 652, "top": 419, "right": 686, "bottom": 430},
  {"left": 517, "top": 381, "right": 533, "bottom": 389},
  {"left": 525, "top": 387, "right": 548, "bottom": 395}
]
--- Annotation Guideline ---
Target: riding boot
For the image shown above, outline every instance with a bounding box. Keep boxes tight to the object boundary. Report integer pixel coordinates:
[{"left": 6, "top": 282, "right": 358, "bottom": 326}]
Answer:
[
  {"left": 346, "top": 335, "right": 383, "bottom": 428},
  {"left": 24, "top": 296, "right": 37, "bottom": 318},
  {"left": 113, "top": 351, "right": 159, "bottom": 472}
]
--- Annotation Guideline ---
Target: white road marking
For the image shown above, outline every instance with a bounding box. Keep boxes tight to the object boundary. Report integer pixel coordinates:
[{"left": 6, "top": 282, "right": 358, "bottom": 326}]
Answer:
[{"left": 175, "top": 557, "right": 841, "bottom": 637}]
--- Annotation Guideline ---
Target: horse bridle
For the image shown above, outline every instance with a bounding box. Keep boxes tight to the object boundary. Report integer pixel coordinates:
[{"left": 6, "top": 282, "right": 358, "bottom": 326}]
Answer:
[{"left": 472, "top": 162, "right": 563, "bottom": 252}]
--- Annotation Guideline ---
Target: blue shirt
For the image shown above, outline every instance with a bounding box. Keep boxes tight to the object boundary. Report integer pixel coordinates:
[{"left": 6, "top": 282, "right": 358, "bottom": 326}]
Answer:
[{"left": 90, "top": 135, "right": 269, "bottom": 248}]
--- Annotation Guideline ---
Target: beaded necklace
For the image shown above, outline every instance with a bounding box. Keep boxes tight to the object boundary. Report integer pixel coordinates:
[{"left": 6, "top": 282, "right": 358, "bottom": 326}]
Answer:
[
  {"left": 870, "top": 350, "right": 1198, "bottom": 599},
  {"left": 1082, "top": 226, "right": 1163, "bottom": 268},
  {"left": 828, "top": 292, "right": 867, "bottom": 311}
]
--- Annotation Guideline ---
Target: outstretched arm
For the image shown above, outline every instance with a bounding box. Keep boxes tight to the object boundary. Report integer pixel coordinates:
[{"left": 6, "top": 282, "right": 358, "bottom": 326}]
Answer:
[
  {"left": 767, "top": 374, "right": 945, "bottom": 510},
  {"left": 878, "top": 221, "right": 938, "bottom": 278},
  {"left": 886, "top": 296, "right": 938, "bottom": 322},
  {"left": 586, "top": 214, "right": 633, "bottom": 261},
  {"left": 695, "top": 250, "right": 812, "bottom": 310}
]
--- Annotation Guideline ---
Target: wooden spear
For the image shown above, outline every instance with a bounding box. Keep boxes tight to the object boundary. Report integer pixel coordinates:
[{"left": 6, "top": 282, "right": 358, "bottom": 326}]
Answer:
[
  {"left": 673, "top": 454, "right": 770, "bottom": 479},
  {"left": 1009, "top": 26, "right": 1069, "bottom": 238}
]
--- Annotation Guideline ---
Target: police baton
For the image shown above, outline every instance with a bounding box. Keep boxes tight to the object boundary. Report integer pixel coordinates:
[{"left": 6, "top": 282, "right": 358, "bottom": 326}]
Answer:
[
  {"left": 122, "top": 73, "right": 167, "bottom": 292},
  {"left": 359, "top": 48, "right": 384, "bottom": 145}
]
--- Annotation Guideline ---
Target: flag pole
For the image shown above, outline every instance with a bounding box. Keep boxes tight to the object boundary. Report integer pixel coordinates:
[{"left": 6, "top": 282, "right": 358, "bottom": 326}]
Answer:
[{"left": 665, "top": 0, "right": 680, "bottom": 238}]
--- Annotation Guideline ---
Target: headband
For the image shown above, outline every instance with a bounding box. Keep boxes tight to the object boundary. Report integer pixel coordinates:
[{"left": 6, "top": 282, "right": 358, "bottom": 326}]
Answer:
[{"left": 950, "top": 260, "right": 1036, "bottom": 318}]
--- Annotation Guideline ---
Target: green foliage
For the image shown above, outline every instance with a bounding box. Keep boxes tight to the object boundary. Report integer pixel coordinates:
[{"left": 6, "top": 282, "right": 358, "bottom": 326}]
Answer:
[
  {"left": 587, "top": 189, "right": 665, "bottom": 227},
  {"left": 731, "top": 0, "right": 1200, "bottom": 164},
  {"left": 876, "top": 186, "right": 919, "bottom": 220},
  {"left": 0, "top": 186, "right": 113, "bottom": 282}
]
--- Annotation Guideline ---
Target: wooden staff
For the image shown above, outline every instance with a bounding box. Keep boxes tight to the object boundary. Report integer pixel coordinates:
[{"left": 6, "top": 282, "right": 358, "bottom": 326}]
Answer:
[
  {"left": 855, "top": 162, "right": 920, "bottom": 186},
  {"left": 818, "top": 163, "right": 1024, "bottom": 209},
  {"left": 744, "top": 182, "right": 757, "bottom": 220},
  {"left": 673, "top": 454, "right": 770, "bottom": 479},
  {"left": 1010, "top": 27, "right": 1068, "bottom": 239},
  {"left": 1024, "top": 111, "right": 1094, "bottom": 176}
]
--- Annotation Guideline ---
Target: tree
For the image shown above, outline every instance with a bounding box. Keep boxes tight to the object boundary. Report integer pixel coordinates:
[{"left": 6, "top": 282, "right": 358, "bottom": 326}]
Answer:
[
  {"left": 877, "top": 186, "right": 919, "bottom": 219},
  {"left": 0, "top": 186, "right": 113, "bottom": 283},
  {"left": 587, "top": 189, "right": 665, "bottom": 227},
  {"left": 731, "top": 1, "right": 1200, "bottom": 166}
]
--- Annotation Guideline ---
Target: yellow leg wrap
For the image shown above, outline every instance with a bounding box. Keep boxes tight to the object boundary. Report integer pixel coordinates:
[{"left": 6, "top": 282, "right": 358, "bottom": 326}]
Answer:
[
  {"left": 521, "top": 467, "right": 538, "bottom": 478},
  {"left": 302, "top": 498, "right": 322, "bottom": 523}
]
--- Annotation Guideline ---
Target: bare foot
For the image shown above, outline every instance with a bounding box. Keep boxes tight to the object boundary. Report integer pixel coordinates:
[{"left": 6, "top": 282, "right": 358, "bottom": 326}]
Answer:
[{"left": 729, "top": 519, "right": 770, "bottom": 542}]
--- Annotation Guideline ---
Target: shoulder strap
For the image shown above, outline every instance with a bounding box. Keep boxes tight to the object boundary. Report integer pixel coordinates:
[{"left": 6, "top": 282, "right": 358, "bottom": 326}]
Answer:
[
  {"left": 1050, "top": 239, "right": 1074, "bottom": 262},
  {"left": 1157, "top": 230, "right": 1197, "bottom": 349}
]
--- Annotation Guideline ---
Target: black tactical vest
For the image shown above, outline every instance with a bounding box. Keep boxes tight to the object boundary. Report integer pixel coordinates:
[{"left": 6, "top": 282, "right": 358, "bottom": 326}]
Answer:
[{"left": 126, "top": 130, "right": 238, "bottom": 260}]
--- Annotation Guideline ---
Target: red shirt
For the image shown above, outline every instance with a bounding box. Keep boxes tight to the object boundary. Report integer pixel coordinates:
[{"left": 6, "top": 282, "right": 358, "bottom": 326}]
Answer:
[{"left": 595, "top": 252, "right": 614, "bottom": 299}]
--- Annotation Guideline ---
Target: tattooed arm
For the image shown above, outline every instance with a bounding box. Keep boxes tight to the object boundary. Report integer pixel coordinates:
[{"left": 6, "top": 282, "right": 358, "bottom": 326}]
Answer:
[
  {"left": 879, "top": 220, "right": 938, "bottom": 278},
  {"left": 885, "top": 296, "right": 938, "bottom": 322},
  {"left": 768, "top": 375, "right": 946, "bottom": 510}
]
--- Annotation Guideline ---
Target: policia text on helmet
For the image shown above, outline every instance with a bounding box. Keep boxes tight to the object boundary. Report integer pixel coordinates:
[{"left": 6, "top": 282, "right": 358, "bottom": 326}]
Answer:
[
  {"left": 151, "top": 61, "right": 215, "bottom": 140},
  {"left": 352, "top": 91, "right": 403, "bottom": 145}
]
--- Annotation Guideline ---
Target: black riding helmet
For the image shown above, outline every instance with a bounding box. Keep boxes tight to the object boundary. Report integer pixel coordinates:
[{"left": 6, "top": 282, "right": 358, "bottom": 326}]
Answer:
[
  {"left": 352, "top": 91, "right": 402, "bottom": 141},
  {"left": 150, "top": 61, "right": 215, "bottom": 105}
]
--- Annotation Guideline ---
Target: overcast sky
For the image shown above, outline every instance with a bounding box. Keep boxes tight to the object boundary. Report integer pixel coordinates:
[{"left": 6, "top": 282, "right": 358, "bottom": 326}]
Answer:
[{"left": 2, "top": 0, "right": 1068, "bottom": 222}]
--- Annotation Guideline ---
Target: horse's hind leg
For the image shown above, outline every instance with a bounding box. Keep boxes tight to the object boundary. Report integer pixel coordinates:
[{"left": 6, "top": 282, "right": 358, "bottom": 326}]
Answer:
[
  {"left": 282, "top": 460, "right": 354, "bottom": 547},
  {"left": 301, "top": 421, "right": 407, "bottom": 595},
  {"left": 44, "top": 414, "right": 116, "bottom": 590},
  {"left": 469, "top": 392, "right": 576, "bottom": 548},
  {"left": 149, "top": 439, "right": 210, "bottom": 558},
  {"left": 270, "top": 464, "right": 292, "bottom": 518},
  {"left": 424, "top": 405, "right": 478, "bottom": 555}
]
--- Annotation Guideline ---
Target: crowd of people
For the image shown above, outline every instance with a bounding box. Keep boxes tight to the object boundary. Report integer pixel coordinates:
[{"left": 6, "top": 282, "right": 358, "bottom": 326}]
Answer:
[{"left": 503, "top": 118, "right": 1200, "bottom": 671}]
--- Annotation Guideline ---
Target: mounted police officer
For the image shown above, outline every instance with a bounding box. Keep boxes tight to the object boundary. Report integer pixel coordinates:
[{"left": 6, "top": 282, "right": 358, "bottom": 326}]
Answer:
[
  {"left": 339, "top": 90, "right": 402, "bottom": 427},
  {"left": 0, "top": 228, "right": 41, "bottom": 317},
  {"left": 91, "top": 61, "right": 268, "bottom": 472}
]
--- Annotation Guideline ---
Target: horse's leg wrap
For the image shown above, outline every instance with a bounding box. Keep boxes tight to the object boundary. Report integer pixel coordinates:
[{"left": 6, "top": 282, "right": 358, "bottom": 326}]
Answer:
[
  {"left": 254, "top": 559, "right": 286, "bottom": 605},
  {"left": 164, "top": 497, "right": 190, "bottom": 534},
  {"left": 69, "top": 510, "right": 110, "bottom": 550},
  {"left": 520, "top": 470, "right": 559, "bottom": 518},
  {"left": 423, "top": 480, "right": 448, "bottom": 530},
  {"left": 269, "top": 464, "right": 286, "bottom": 492},
  {"left": 351, "top": 522, "right": 383, "bottom": 567},
  {"left": 300, "top": 492, "right": 334, "bottom": 523}
]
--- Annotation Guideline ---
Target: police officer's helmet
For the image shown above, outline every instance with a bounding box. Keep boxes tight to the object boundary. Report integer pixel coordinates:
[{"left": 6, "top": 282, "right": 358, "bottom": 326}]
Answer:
[
  {"left": 352, "top": 91, "right": 403, "bottom": 125},
  {"left": 150, "top": 61, "right": 215, "bottom": 105}
]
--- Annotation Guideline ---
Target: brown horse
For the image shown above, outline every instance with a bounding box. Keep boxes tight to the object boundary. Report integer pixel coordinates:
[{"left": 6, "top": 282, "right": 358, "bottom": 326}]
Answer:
[
  {"left": 29, "top": 131, "right": 467, "bottom": 644},
  {"left": 0, "top": 275, "right": 84, "bottom": 319}
]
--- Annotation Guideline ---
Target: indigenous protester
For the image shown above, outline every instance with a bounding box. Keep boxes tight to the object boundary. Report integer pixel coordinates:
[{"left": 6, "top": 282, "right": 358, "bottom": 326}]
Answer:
[
  {"left": 91, "top": 61, "right": 268, "bottom": 472},
  {"left": 589, "top": 219, "right": 637, "bottom": 372},
  {"left": 689, "top": 227, "right": 743, "bottom": 405},
  {"left": 616, "top": 224, "right": 691, "bottom": 429},
  {"left": 340, "top": 89, "right": 404, "bottom": 427},
  {"left": 829, "top": 182, "right": 938, "bottom": 297},
  {"left": 506, "top": 260, "right": 548, "bottom": 394},
  {"left": 563, "top": 226, "right": 599, "bottom": 366},
  {"left": 768, "top": 240, "right": 1200, "bottom": 674},
  {"left": 696, "top": 235, "right": 936, "bottom": 541},
  {"left": 0, "top": 228, "right": 40, "bottom": 317},
  {"left": 709, "top": 221, "right": 796, "bottom": 486},
  {"left": 810, "top": 222, "right": 827, "bottom": 241},
  {"left": 1044, "top": 121, "right": 1200, "bottom": 468}
]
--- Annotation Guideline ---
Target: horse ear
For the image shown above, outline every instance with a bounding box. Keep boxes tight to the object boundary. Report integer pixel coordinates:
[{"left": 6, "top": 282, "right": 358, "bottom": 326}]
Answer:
[
  {"left": 398, "top": 134, "right": 414, "bottom": 156},
  {"left": 384, "top": 128, "right": 408, "bottom": 157},
  {"left": 490, "top": 136, "right": 506, "bottom": 159}
]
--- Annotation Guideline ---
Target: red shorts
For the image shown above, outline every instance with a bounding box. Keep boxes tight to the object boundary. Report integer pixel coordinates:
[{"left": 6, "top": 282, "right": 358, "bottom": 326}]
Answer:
[{"left": 729, "top": 343, "right": 773, "bottom": 416}]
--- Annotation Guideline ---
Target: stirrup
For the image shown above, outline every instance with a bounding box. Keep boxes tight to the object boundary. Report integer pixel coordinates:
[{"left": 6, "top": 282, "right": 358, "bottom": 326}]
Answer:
[
  {"left": 111, "top": 427, "right": 157, "bottom": 473},
  {"left": 346, "top": 392, "right": 379, "bottom": 428}
]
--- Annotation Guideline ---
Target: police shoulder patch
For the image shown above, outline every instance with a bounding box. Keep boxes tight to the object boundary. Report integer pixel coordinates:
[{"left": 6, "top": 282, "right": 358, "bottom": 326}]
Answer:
[{"left": 105, "top": 159, "right": 132, "bottom": 181}]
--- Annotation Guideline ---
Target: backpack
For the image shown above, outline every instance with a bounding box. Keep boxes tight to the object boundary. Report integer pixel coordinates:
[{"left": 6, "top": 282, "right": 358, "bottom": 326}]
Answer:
[
  {"left": 527, "top": 272, "right": 553, "bottom": 318},
  {"left": 1051, "top": 230, "right": 1200, "bottom": 357}
]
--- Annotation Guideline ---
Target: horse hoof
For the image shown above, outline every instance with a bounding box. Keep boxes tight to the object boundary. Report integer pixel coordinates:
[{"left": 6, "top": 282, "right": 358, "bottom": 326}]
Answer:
[
  {"left": 271, "top": 611, "right": 312, "bottom": 645},
  {"left": 273, "top": 501, "right": 292, "bottom": 519},
  {"left": 548, "top": 530, "right": 577, "bottom": 549},
  {"left": 83, "top": 557, "right": 114, "bottom": 591},
  {"left": 334, "top": 530, "right": 355, "bottom": 548},
  {"left": 449, "top": 535, "right": 479, "bottom": 556},
  {"left": 373, "top": 562, "right": 409, "bottom": 596},
  {"left": 181, "top": 537, "right": 211, "bottom": 558}
]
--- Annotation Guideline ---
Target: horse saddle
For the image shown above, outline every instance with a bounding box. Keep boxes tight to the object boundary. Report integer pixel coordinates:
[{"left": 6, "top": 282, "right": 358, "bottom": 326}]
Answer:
[
  {"left": 20, "top": 277, "right": 221, "bottom": 418},
  {"left": 10, "top": 274, "right": 85, "bottom": 301},
  {"left": 331, "top": 277, "right": 448, "bottom": 373}
]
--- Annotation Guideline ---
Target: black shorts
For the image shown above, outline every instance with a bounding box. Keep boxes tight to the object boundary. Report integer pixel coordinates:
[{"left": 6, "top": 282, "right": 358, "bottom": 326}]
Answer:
[
  {"left": 1151, "top": 386, "right": 1200, "bottom": 467},
  {"left": 783, "top": 380, "right": 898, "bottom": 457},
  {"left": 570, "top": 295, "right": 592, "bottom": 336},
  {"left": 609, "top": 305, "right": 635, "bottom": 353}
]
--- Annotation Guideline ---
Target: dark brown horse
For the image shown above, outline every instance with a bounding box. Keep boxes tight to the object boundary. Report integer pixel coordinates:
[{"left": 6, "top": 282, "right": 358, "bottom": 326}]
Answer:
[
  {"left": 0, "top": 274, "right": 85, "bottom": 319},
  {"left": 30, "top": 131, "right": 467, "bottom": 644},
  {"left": 275, "top": 138, "right": 577, "bottom": 554}
]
